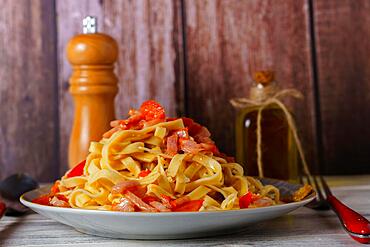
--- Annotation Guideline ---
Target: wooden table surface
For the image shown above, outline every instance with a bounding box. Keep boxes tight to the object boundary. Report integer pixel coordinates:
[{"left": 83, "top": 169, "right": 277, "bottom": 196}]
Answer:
[{"left": 1, "top": 176, "right": 369, "bottom": 247}]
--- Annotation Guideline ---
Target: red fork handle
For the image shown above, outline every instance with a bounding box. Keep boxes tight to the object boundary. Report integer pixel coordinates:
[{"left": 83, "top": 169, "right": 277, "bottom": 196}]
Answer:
[
  {"left": 0, "top": 200, "right": 5, "bottom": 219},
  {"left": 327, "top": 195, "right": 370, "bottom": 244}
]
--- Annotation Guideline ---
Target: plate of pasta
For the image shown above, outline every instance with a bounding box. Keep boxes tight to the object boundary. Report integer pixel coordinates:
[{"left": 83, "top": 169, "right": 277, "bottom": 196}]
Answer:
[{"left": 21, "top": 100, "right": 315, "bottom": 239}]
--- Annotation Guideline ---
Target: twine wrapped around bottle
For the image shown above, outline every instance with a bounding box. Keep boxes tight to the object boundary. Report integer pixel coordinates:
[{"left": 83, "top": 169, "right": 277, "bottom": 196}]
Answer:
[{"left": 230, "top": 86, "right": 311, "bottom": 178}]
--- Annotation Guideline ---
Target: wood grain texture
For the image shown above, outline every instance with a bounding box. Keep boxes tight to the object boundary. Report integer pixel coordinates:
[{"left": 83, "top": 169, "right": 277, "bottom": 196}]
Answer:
[
  {"left": 184, "top": 0, "right": 318, "bottom": 171},
  {"left": 2, "top": 182, "right": 369, "bottom": 246},
  {"left": 57, "top": 0, "right": 182, "bottom": 174},
  {"left": 313, "top": 0, "right": 370, "bottom": 174},
  {"left": 0, "top": 0, "right": 58, "bottom": 181},
  {"left": 102, "top": 0, "right": 182, "bottom": 117},
  {"left": 1, "top": 0, "right": 369, "bottom": 178},
  {"left": 56, "top": 0, "right": 103, "bottom": 175}
]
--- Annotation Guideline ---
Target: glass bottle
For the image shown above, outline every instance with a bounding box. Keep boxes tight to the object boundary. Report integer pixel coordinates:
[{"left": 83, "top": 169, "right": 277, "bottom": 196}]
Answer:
[{"left": 234, "top": 72, "right": 298, "bottom": 182}]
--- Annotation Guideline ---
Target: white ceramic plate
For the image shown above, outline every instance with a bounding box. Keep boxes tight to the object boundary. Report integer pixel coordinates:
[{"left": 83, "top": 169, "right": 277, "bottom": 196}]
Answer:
[{"left": 20, "top": 179, "right": 315, "bottom": 239}]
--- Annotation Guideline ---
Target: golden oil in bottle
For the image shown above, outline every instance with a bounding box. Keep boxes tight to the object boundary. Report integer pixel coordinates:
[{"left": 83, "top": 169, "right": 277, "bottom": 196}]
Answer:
[{"left": 234, "top": 72, "right": 298, "bottom": 182}]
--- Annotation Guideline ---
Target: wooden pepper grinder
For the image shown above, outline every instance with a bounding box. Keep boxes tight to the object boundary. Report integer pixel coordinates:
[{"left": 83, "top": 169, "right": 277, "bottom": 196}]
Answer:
[{"left": 67, "top": 16, "right": 118, "bottom": 168}]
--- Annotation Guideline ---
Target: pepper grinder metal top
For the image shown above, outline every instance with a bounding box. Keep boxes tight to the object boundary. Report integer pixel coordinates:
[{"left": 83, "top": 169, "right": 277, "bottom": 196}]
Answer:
[
  {"left": 83, "top": 16, "right": 97, "bottom": 34},
  {"left": 66, "top": 16, "right": 118, "bottom": 169}
]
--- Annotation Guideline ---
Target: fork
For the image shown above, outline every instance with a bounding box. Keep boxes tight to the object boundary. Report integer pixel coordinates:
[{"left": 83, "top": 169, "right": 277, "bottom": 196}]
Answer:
[{"left": 302, "top": 174, "right": 370, "bottom": 244}]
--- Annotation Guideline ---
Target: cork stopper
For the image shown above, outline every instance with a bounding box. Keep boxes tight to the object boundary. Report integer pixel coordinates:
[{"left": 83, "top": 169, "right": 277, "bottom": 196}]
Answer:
[
  {"left": 250, "top": 71, "right": 277, "bottom": 101},
  {"left": 66, "top": 17, "right": 118, "bottom": 66},
  {"left": 253, "top": 71, "right": 275, "bottom": 85}
]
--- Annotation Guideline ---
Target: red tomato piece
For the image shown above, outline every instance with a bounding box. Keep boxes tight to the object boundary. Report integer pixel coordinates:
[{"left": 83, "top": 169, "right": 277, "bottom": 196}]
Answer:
[
  {"left": 32, "top": 194, "right": 51, "bottom": 206},
  {"left": 138, "top": 169, "right": 151, "bottom": 177},
  {"left": 50, "top": 181, "right": 60, "bottom": 195},
  {"left": 239, "top": 192, "right": 255, "bottom": 209},
  {"left": 139, "top": 100, "right": 165, "bottom": 121},
  {"left": 173, "top": 200, "right": 204, "bottom": 212},
  {"left": 170, "top": 196, "right": 191, "bottom": 208},
  {"left": 66, "top": 160, "right": 86, "bottom": 178}
]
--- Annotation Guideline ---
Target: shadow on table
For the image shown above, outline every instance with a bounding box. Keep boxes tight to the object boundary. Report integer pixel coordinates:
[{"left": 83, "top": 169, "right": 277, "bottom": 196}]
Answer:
[{"left": 0, "top": 214, "right": 30, "bottom": 244}]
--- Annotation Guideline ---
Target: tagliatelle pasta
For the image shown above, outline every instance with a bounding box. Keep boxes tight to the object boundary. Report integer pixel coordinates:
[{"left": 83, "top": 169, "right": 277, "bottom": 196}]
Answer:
[{"left": 33, "top": 100, "right": 282, "bottom": 212}]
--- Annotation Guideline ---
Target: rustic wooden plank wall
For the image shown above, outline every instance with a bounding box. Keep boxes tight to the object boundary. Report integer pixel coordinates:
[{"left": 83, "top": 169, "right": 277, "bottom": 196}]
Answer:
[
  {"left": 0, "top": 0, "right": 58, "bottom": 181},
  {"left": 0, "top": 0, "right": 369, "bottom": 180},
  {"left": 183, "top": 0, "right": 318, "bottom": 171},
  {"left": 313, "top": 0, "right": 370, "bottom": 174},
  {"left": 102, "top": 0, "right": 182, "bottom": 118},
  {"left": 56, "top": 0, "right": 183, "bottom": 173},
  {"left": 56, "top": 0, "right": 104, "bottom": 178}
]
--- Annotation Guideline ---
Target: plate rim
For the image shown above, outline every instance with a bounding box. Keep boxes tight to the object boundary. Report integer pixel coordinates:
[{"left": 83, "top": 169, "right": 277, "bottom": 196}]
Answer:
[{"left": 20, "top": 185, "right": 316, "bottom": 217}]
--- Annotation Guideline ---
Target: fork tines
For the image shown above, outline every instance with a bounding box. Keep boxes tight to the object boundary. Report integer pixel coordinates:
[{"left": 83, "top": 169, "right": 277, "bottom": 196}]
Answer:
[{"left": 301, "top": 173, "right": 331, "bottom": 210}]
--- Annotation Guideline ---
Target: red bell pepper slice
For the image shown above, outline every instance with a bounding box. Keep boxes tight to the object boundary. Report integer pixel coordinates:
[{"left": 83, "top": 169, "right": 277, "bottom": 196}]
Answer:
[
  {"left": 50, "top": 181, "right": 60, "bottom": 195},
  {"left": 32, "top": 194, "right": 50, "bottom": 206},
  {"left": 170, "top": 196, "right": 191, "bottom": 208},
  {"left": 239, "top": 192, "right": 253, "bottom": 208},
  {"left": 239, "top": 192, "right": 260, "bottom": 209},
  {"left": 66, "top": 160, "right": 86, "bottom": 178},
  {"left": 173, "top": 200, "right": 204, "bottom": 212},
  {"left": 32, "top": 181, "right": 63, "bottom": 206},
  {"left": 138, "top": 169, "right": 151, "bottom": 177}
]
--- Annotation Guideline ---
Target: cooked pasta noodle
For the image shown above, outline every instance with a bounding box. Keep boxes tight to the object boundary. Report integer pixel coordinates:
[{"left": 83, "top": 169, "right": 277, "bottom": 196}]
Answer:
[{"left": 33, "top": 100, "right": 282, "bottom": 212}]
